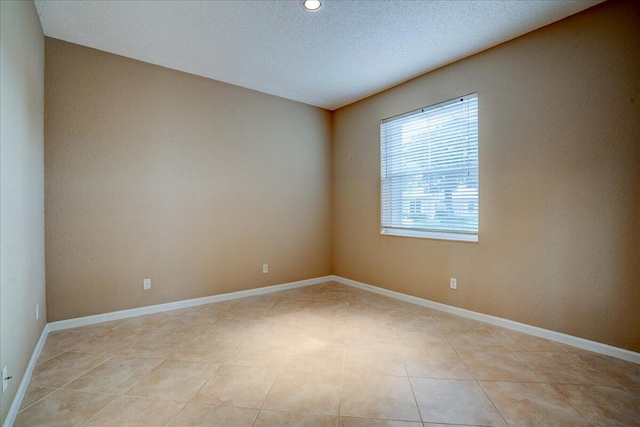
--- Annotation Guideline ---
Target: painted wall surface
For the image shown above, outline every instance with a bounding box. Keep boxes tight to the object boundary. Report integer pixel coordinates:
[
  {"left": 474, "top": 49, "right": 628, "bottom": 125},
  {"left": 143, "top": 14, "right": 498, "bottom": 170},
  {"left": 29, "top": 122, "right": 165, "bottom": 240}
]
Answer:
[
  {"left": 333, "top": 0, "right": 640, "bottom": 352},
  {"left": 0, "top": 1, "right": 47, "bottom": 423},
  {"left": 45, "top": 38, "right": 332, "bottom": 321}
]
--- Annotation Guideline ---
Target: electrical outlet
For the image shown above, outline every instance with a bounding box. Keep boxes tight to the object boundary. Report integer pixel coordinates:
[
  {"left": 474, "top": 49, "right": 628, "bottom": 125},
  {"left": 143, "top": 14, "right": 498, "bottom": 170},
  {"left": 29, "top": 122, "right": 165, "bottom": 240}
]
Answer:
[
  {"left": 262, "top": 264, "right": 268, "bottom": 273},
  {"left": 2, "top": 366, "right": 9, "bottom": 393},
  {"left": 143, "top": 278, "right": 151, "bottom": 290},
  {"left": 450, "top": 278, "right": 457, "bottom": 289},
  {"left": 36, "top": 303, "right": 39, "bottom": 320}
]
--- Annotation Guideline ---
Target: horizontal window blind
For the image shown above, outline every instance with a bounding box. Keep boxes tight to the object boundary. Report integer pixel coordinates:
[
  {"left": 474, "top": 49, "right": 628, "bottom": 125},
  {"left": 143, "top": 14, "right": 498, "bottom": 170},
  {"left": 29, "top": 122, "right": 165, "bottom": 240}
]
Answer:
[{"left": 381, "top": 93, "right": 478, "bottom": 241}]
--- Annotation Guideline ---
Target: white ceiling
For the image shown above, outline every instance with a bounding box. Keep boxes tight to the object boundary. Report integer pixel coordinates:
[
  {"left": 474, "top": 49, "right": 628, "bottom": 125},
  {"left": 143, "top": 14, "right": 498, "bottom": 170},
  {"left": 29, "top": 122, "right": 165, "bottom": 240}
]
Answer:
[{"left": 35, "top": 0, "right": 602, "bottom": 110}]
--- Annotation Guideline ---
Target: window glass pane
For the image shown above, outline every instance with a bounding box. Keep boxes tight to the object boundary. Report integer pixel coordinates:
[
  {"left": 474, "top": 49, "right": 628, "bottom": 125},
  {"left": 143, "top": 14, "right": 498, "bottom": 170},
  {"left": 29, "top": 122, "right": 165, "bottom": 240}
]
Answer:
[{"left": 381, "top": 94, "right": 478, "bottom": 240}]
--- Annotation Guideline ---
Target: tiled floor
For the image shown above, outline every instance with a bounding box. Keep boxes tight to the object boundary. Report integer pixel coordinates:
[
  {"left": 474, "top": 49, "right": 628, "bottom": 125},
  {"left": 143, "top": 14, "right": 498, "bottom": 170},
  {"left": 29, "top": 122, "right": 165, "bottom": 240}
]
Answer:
[{"left": 15, "top": 281, "right": 640, "bottom": 426}]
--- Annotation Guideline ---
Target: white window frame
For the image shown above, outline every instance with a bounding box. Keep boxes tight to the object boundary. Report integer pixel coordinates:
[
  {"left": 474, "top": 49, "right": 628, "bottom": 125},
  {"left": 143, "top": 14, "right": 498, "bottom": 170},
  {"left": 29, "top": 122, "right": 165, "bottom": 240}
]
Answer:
[{"left": 380, "top": 93, "right": 479, "bottom": 243}]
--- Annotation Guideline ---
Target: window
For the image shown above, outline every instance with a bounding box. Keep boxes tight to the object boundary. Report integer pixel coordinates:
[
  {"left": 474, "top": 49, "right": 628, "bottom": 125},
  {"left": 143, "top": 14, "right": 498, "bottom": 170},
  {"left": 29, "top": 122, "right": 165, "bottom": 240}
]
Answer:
[{"left": 380, "top": 93, "right": 479, "bottom": 242}]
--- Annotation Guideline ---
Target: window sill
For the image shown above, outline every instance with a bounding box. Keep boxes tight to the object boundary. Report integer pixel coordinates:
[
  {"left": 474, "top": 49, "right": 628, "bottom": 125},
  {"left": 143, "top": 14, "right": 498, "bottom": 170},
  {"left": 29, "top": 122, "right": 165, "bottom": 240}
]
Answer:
[{"left": 381, "top": 227, "right": 478, "bottom": 243}]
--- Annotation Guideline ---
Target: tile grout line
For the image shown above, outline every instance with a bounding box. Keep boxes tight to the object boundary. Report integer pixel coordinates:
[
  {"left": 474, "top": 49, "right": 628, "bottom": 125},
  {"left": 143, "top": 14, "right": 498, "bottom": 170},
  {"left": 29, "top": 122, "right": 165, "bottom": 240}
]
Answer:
[
  {"left": 435, "top": 309, "right": 510, "bottom": 426},
  {"left": 391, "top": 298, "right": 426, "bottom": 425},
  {"left": 95, "top": 303, "right": 241, "bottom": 426},
  {"left": 249, "top": 284, "right": 323, "bottom": 426},
  {"left": 483, "top": 327, "right": 596, "bottom": 425}
]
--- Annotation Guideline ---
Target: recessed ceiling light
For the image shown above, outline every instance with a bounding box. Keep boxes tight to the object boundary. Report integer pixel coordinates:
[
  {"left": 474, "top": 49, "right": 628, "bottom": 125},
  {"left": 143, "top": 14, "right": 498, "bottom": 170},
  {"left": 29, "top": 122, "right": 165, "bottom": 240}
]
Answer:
[{"left": 302, "top": 0, "right": 322, "bottom": 13}]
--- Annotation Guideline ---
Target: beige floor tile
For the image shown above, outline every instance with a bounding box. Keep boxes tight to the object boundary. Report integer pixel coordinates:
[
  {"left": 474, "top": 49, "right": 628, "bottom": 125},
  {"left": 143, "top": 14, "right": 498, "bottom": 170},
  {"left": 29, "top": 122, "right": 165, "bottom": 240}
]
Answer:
[
  {"left": 422, "top": 424, "right": 481, "bottom": 427},
  {"left": 118, "top": 330, "right": 191, "bottom": 359},
  {"left": 315, "top": 290, "right": 350, "bottom": 301},
  {"left": 210, "top": 316, "right": 260, "bottom": 330},
  {"left": 246, "top": 321, "right": 300, "bottom": 343},
  {"left": 184, "top": 303, "right": 234, "bottom": 318},
  {"left": 18, "top": 385, "right": 56, "bottom": 412},
  {"left": 225, "top": 304, "right": 273, "bottom": 318},
  {"left": 14, "top": 389, "right": 116, "bottom": 427},
  {"left": 38, "top": 321, "right": 115, "bottom": 364},
  {"left": 490, "top": 329, "right": 564, "bottom": 352},
  {"left": 349, "top": 313, "right": 392, "bottom": 329},
  {"left": 394, "top": 327, "right": 449, "bottom": 348},
  {"left": 115, "top": 313, "right": 171, "bottom": 333},
  {"left": 457, "top": 347, "right": 542, "bottom": 382},
  {"left": 254, "top": 410, "right": 338, "bottom": 427},
  {"left": 192, "top": 365, "right": 278, "bottom": 408},
  {"left": 72, "top": 328, "right": 149, "bottom": 354},
  {"left": 282, "top": 287, "right": 320, "bottom": 300},
  {"left": 340, "top": 418, "right": 423, "bottom": 427},
  {"left": 125, "top": 360, "right": 218, "bottom": 401},
  {"left": 299, "top": 321, "right": 347, "bottom": 343},
  {"left": 165, "top": 307, "right": 197, "bottom": 316},
  {"left": 204, "top": 318, "right": 257, "bottom": 335},
  {"left": 553, "top": 384, "right": 640, "bottom": 426},
  {"left": 200, "top": 321, "right": 256, "bottom": 346},
  {"left": 156, "top": 315, "right": 216, "bottom": 334},
  {"left": 340, "top": 373, "right": 421, "bottom": 421},
  {"left": 348, "top": 299, "right": 388, "bottom": 313},
  {"left": 63, "top": 355, "right": 163, "bottom": 394},
  {"left": 389, "top": 312, "right": 438, "bottom": 330},
  {"left": 347, "top": 313, "right": 393, "bottom": 329},
  {"left": 167, "top": 403, "right": 258, "bottom": 426},
  {"left": 263, "top": 370, "right": 342, "bottom": 415},
  {"left": 426, "top": 309, "right": 456, "bottom": 321},
  {"left": 36, "top": 342, "right": 67, "bottom": 365},
  {"left": 569, "top": 350, "right": 640, "bottom": 390},
  {"left": 480, "top": 381, "right": 592, "bottom": 426},
  {"left": 237, "top": 294, "right": 282, "bottom": 308},
  {"left": 44, "top": 328, "right": 102, "bottom": 349},
  {"left": 283, "top": 338, "right": 345, "bottom": 373},
  {"left": 170, "top": 337, "right": 238, "bottom": 364},
  {"left": 386, "top": 299, "right": 429, "bottom": 313},
  {"left": 267, "top": 307, "right": 311, "bottom": 319},
  {"left": 225, "top": 339, "right": 291, "bottom": 368},
  {"left": 301, "top": 309, "right": 349, "bottom": 325},
  {"left": 401, "top": 344, "right": 473, "bottom": 379},
  {"left": 344, "top": 344, "right": 406, "bottom": 376},
  {"left": 348, "top": 306, "right": 389, "bottom": 319},
  {"left": 268, "top": 299, "right": 313, "bottom": 314},
  {"left": 310, "top": 299, "right": 350, "bottom": 310},
  {"left": 346, "top": 325, "right": 397, "bottom": 347},
  {"left": 443, "top": 329, "right": 505, "bottom": 350},
  {"left": 70, "top": 334, "right": 132, "bottom": 355},
  {"left": 318, "top": 282, "right": 349, "bottom": 291},
  {"left": 83, "top": 395, "right": 185, "bottom": 426},
  {"left": 411, "top": 378, "right": 507, "bottom": 426},
  {"left": 30, "top": 352, "right": 112, "bottom": 388},
  {"left": 435, "top": 317, "right": 489, "bottom": 332},
  {"left": 515, "top": 351, "right": 616, "bottom": 385}
]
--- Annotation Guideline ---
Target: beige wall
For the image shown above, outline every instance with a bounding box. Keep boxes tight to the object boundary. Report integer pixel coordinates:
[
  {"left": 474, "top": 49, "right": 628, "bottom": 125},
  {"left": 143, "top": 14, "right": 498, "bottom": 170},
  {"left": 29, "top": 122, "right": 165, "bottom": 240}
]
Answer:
[
  {"left": 333, "top": 0, "right": 640, "bottom": 352},
  {"left": 0, "top": 1, "right": 46, "bottom": 423},
  {"left": 45, "top": 38, "right": 332, "bottom": 321}
]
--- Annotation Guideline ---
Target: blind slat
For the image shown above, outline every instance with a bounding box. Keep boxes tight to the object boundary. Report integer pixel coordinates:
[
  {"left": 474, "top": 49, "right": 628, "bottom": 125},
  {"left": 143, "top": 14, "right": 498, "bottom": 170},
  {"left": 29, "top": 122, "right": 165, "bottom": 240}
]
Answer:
[{"left": 381, "top": 93, "right": 479, "bottom": 237}]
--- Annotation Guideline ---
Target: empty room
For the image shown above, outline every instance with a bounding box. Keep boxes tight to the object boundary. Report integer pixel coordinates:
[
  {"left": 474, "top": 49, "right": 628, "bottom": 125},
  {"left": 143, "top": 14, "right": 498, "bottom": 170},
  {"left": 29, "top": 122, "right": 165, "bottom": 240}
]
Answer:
[{"left": 1, "top": 0, "right": 639, "bottom": 426}]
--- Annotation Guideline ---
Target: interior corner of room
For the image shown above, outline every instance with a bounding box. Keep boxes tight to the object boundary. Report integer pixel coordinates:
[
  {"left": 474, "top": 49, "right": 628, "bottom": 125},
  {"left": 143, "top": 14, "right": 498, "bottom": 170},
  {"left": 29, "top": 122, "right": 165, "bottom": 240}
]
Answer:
[{"left": 1, "top": 0, "right": 639, "bottom": 425}]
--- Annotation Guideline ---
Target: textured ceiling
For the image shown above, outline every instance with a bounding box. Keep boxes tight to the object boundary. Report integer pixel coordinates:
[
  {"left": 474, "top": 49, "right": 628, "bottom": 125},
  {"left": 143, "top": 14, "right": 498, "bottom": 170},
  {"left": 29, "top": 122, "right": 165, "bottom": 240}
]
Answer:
[{"left": 35, "top": 0, "right": 603, "bottom": 110}]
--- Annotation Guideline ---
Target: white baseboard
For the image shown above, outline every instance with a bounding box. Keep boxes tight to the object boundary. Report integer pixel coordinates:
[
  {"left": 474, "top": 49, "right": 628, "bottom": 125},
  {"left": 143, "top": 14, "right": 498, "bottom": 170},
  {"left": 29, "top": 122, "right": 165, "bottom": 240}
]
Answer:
[
  {"left": 331, "top": 275, "right": 640, "bottom": 365},
  {"left": 3, "top": 324, "right": 50, "bottom": 427},
  {"left": 47, "top": 276, "right": 333, "bottom": 332}
]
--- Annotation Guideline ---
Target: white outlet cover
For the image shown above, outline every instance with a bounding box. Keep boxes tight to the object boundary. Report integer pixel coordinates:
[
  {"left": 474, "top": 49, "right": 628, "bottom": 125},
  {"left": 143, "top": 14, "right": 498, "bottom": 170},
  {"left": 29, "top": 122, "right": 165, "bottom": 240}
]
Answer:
[
  {"left": 262, "top": 264, "right": 268, "bottom": 273},
  {"left": 143, "top": 278, "right": 151, "bottom": 290},
  {"left": 450, "top": 278, "right": 457, "bottom": 289},
  {"left": 2, "top": 366, "right": 8, "bottom": 392}
]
